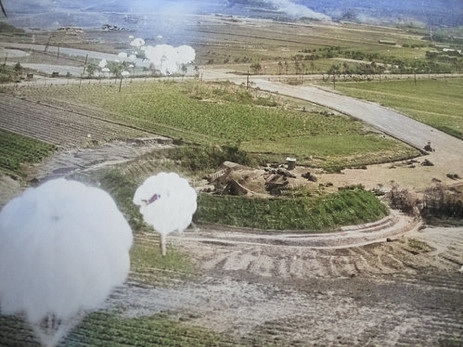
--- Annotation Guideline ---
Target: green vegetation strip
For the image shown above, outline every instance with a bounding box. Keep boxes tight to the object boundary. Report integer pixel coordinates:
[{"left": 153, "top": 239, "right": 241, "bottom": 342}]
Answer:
[
  {"left": 97, "top": 153, "right": 388, "bottom": 232},
  {"left": 0, "top": 312, "right": 242, "bottom": 347},
  {"left": 0, "top": 129, "right": 56, "bottom": 176},
  {"left": 335, "top": 78, "right": 463, "bottom": 140},
  {"left": 196, "top": 187, "right": 388, "bottom": 231}
]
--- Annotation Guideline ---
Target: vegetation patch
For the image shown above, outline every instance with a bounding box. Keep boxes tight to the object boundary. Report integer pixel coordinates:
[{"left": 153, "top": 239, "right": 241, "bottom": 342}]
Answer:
[
  {"left": 421, "top": 183, "right": 463, "bottom": 224},
  {"left": 0, "top": 311, "right": 242, "bottom": 347},
  {"left": 335, "top": 78, "right": 463, "bottom": 140},
  {"left": 130, "top": 241, "right": 195, "bottom": 285},
  {"left": 170, "top": 144, "right": 257, "bottom": 172},
  {"left": 195, "top": 187, "right": 388, "bottom": 231},
  {"left": 0, "top": 129, "right": 56, "bottom": 177}
]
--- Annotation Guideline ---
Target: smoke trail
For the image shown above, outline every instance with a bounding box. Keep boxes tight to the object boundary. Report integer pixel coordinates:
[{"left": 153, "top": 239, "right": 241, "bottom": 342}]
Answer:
[{"left": 0, "top": 178, "right": 132, "bottom": 347}]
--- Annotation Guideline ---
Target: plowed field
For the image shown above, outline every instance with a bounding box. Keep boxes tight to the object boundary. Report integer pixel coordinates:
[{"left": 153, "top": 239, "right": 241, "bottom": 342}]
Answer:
[{"left": 0, "top": 94, "right": 152, "bottom": 148}]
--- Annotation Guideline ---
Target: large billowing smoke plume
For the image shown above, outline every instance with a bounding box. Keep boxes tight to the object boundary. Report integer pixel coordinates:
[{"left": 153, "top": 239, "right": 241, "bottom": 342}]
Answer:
[
  {"left": 133, "top": 172, "right": 197, "bottom": 256},
  {"left": 127, "top": 36, "right": 196, "bottom": 75},
  {"left": 142, "top": 44, "right": 196, "bottom": 75},
  {"left": 0, "top": 178, "right": 133, "bottom": 347}
]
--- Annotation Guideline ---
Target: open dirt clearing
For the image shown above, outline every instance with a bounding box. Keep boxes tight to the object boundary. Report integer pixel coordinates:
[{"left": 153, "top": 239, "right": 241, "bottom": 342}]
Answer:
[{"left": 107, "top": 223, "right": 463, "bottom": 347}]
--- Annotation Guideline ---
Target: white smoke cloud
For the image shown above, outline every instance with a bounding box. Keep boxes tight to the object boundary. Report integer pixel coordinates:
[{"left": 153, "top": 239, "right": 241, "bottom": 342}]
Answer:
[
  {"left": 123, "top": 37, "right": 196, "bottom": 75},
  {"left": 130, "top": 37, "right": 145, "bottom": 49},
  {"left": 0, "top": 178, "right": 132, "bottom": 347},
  {"left": 233, "top": 0, "right": 330, "bottom": 20},
  {"left": 143, "top": 43, "right": 196, "bottom": 75},
  {"left": 271, "top": 0, "right": 331, "bottom": 20},
  {"left": 133, "top": 172, "right": 197, "bottom": 255}
]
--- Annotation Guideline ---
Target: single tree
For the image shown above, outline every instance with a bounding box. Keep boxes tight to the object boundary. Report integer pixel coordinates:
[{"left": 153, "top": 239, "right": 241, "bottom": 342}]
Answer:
[{"left": 85, "top": 63, "right": 98, "bottom": 78}]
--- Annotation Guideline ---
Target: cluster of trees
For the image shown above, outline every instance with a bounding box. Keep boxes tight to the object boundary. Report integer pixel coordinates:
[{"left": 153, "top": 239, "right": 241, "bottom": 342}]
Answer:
[
  {"left": 0, "top": 62, "right": 23, "bottom": 83},
  {"left": 326, "top": 58, "right": 454, "bottom": 82},
  {"left": 84, "top": 60, "right": 133, "bottom": 79},
  {"left": 247, "top": 44, "right": 461, "bottom": 77},
  {"left": 302, "top": 45, "right": 460, "bottom": 76}
]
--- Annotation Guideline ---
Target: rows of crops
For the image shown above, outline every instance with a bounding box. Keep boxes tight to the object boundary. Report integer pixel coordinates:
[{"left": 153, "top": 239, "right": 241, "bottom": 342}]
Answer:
[
  {"left": 0, "top": 93, "right": 151, "bottom": 148},
  {"left": 0, "top": 128, "right": 56, "bottom": 176},
  {"left": 19, "top": 80, "right": 416, "bottom": 169},
  {"left": 0, "top": 311, "right": 252, "bottom": 347},
  {"left": 0, "top": 229, "right": 261, "bottom": 347}
]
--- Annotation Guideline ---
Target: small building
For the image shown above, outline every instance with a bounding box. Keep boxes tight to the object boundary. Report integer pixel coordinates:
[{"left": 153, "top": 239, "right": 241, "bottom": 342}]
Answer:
[{"left": 286, "top": 157, "right": 296, "bottom": 170}]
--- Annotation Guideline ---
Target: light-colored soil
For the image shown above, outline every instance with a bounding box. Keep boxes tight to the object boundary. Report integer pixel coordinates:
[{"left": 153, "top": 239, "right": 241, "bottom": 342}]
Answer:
[{"left": 106, "top": 223, "right": 463, "bottom": 346}]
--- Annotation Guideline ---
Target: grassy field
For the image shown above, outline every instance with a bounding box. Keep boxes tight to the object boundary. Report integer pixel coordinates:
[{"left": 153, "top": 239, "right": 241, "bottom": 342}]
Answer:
[
  {"left": 21, "top": 80, "right": 417, "bottom": 171},
  {"left": 196, "top": 186, "right": 388, "bottom": 231},
  {"left": 0, "top": 311, "right": 249, "bottom": 347},
  {"left": 334, "top": 78, "right": 463, "bottom": 140},
  {"left": 0, "top": 129, "right": 56, "bottom": 177}
]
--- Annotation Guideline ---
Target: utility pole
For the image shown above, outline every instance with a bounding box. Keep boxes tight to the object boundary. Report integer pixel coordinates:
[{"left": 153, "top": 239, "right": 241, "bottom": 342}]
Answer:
[
  {"left": 1, "top": 1, "right": 7, "bottom": 17},
  {"left": 82, "top": 54, "right": 88, "bottom": 76}
]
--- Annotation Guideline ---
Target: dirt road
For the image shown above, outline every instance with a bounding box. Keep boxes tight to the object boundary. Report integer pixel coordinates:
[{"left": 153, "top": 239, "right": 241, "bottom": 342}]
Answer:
[
  {"left": 251, "top": 79, "right": 463, "bottom": 157},
  {"left": 198, "top": 69, "right": 463, "bottom": 190}
]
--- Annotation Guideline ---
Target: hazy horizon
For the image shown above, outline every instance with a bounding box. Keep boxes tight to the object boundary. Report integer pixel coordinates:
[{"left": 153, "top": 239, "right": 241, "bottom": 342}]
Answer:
[{"left": 2, "top": 1, "right": 462, "bottom": 46}]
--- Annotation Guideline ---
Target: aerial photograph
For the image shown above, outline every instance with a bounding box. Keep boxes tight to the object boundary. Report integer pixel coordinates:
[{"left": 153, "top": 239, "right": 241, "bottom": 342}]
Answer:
[{"left": 0, "top": 0, "right": 462, "bottom": 346}]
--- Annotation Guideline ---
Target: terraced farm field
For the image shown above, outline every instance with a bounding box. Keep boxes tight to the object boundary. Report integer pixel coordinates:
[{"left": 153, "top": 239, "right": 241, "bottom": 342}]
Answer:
[{"left": 0, "top": 94, "right": 153, "bottom": 148}]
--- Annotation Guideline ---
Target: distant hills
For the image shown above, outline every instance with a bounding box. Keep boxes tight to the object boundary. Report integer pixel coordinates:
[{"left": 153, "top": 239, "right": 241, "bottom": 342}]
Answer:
[
  {"left": 2, "top": 0, "right": 462, "bottom": 40},
  {"left": 226, "top": 0, "right": 463, "bottom": 26}
]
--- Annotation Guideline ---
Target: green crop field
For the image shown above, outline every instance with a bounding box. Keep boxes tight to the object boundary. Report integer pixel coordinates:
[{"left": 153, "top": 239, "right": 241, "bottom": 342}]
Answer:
[
  {"left": 0, "top": 129, "right": 56, "bottom": 176},
  {"left": 22, "top": 80, "right": 418, "bottom": 171},
  {"left": 0, "top": 311, "right": 248, "bottom": 347},
  {"left": 334, "top": 78, "right": 463, "bottom": 140}
]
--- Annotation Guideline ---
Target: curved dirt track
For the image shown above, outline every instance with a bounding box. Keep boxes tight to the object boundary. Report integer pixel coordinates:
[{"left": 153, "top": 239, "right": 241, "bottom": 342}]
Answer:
[{"left": 173, "top": 209, "right": 418, "bottom": 249}]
